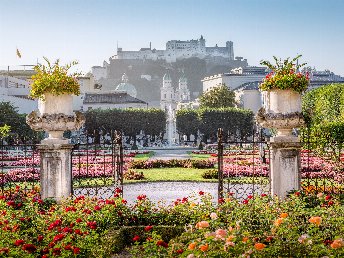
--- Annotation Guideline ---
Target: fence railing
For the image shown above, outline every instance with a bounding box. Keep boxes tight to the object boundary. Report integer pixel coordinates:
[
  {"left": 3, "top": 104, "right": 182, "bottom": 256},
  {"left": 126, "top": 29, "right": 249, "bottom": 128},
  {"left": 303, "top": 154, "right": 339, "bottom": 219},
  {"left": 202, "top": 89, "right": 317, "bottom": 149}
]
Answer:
[
  {"left": 217, "top": 128, "right": 270, "bottom": 200},
  {"left": 0, "top": 137, "right": 40, "bottom": 197},
  {"left": 71, "top": 131, "right": 124, "bottom": 199}
]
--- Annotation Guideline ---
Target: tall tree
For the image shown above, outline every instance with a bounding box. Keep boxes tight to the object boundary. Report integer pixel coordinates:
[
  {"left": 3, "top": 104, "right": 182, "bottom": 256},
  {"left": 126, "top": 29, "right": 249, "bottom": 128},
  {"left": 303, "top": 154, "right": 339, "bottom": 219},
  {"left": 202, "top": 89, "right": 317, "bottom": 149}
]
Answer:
[
  {"left": 199, "top": 83, "right": 236, "bottom": 109},
  {"left": 302, "top": 83, "right": 344, "bottom": 161},
  {"left": 176, "top": 109, "right": 199, "bottom": 141}
]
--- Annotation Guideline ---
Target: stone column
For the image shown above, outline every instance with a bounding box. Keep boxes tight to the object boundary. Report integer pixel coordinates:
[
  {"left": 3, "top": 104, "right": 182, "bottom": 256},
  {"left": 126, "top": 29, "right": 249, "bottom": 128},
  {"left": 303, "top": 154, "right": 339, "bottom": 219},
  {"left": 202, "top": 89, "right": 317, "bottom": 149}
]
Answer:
[
  {"left": 38, "top": 143, "right": 74, "bottom": 201},
  {"left": 269, "top": 137, "right": 302, "bottom": 198}
]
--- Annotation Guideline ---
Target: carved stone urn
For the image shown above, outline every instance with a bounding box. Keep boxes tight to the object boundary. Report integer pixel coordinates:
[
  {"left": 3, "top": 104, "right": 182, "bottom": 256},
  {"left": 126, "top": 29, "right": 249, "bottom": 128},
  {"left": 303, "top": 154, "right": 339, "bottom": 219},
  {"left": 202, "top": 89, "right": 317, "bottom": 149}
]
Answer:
[
  {"left": 256, "top": 89, "right": 304, "bottom": 198},
  {"left": 26, "top": 93, "right": 85, "bottom": 144},
  {"left": 256, "top": 89, "right": 304, "bottom": 137}
]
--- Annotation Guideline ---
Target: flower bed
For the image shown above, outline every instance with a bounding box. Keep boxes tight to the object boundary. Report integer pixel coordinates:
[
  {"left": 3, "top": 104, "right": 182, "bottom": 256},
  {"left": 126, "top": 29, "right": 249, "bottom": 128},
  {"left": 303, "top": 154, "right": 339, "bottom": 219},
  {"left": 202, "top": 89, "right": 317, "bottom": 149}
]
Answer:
[{"left": 0, "top": 188, "right": 343, "bottom": 257}]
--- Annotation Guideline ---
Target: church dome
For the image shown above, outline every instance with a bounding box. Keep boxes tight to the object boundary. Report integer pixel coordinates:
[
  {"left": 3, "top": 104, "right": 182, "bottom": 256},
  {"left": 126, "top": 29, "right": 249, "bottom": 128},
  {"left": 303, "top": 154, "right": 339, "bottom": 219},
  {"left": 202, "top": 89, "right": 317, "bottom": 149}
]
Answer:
[{"left": 115, "top": 73, "right": 137, "bottom": 98}]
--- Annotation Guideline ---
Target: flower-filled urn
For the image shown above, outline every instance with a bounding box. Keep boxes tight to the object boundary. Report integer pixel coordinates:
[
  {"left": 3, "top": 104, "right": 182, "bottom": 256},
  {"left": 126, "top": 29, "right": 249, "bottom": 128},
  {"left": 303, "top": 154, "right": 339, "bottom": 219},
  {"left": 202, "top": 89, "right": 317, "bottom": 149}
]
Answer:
[
  {"left": 256, "top": 55, "right": 309, "bottom": 137},
  {"left": 26, "top": 58, "right": 85, "bottom": 144}
]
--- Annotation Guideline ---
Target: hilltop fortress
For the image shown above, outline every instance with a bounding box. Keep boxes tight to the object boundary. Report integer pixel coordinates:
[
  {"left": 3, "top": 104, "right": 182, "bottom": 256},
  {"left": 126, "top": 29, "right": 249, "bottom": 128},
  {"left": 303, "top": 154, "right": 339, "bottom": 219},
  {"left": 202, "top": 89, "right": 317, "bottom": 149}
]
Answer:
[
  {"left": 112, "top": 36, "right": 235, "bottom": 63},
  {"left": 92, "top": 36, "right": 248, "bottom": 105}
]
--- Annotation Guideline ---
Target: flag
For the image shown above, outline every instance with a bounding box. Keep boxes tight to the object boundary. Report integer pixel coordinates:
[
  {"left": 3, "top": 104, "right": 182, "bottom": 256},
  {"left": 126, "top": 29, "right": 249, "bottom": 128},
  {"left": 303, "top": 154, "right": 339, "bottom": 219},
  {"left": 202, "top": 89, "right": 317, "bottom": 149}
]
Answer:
[{"left": 16, "top": 48, "right": 21, "bottom": 58}]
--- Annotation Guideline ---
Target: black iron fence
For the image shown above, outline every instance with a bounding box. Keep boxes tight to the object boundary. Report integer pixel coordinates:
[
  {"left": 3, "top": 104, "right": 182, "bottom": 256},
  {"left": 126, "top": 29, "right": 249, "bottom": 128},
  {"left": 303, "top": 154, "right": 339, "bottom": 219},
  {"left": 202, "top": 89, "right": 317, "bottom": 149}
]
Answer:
[
  {"left": 300, "top": 135, "right": 344, "bottom": 195},
  {"left": 71, "top": 131, "right": 124, "bottom": 199},
  {"left": 0, "top": 135, "right": 40, "bottom": 197},
  {"left": 217, "top": 127, "right": 344, "bottom": 200},
  {"left": 217, "top": 128, "right": 270, "bottom": 200}
]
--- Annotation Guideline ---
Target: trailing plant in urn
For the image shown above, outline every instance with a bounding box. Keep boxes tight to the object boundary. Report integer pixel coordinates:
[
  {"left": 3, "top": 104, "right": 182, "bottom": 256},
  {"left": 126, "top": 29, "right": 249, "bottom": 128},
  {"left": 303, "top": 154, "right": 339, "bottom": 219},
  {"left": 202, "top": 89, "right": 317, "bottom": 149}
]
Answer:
[
  {"left": 259, "top": 55, "right": 309, "bottom": 93},
  {"left": 29, "top": 57, "right": 81, "bottom": 99}
]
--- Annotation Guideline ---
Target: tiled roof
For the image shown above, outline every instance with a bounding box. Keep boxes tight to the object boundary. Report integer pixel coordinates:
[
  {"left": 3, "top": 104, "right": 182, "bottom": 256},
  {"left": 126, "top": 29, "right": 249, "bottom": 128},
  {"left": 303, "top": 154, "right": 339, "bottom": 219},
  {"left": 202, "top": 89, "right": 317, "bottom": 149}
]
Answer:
[{"left": 83, "top": 92, "right": 147, "bottom": 104}]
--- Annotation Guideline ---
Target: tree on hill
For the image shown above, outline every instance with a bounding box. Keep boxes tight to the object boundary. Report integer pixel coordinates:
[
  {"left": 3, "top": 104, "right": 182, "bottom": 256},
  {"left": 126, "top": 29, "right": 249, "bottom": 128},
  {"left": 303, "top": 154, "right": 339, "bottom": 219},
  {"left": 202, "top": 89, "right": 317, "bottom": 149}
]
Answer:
[{"left": 199, "top": 84, "right": 236, "bottom": 109}]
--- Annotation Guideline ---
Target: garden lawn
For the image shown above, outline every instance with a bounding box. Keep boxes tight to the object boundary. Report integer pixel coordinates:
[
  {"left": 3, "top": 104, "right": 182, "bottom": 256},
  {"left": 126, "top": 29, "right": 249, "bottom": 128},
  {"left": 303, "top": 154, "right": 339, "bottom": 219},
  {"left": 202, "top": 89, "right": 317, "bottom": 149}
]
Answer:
[
  {"left": 132, "top": 152, "right": 154, "bottom": 161},
  {"left": 134, "top": 167, "right": 217, "bottom": 182},
  {"left": 188, "top": 152, "right": 212, "bottom": 159}
]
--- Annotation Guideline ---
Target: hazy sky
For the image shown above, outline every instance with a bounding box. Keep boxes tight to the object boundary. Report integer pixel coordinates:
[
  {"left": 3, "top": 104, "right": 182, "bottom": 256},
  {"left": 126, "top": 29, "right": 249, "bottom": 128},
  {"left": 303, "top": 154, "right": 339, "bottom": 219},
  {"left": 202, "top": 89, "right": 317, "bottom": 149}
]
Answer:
[{"left": 1, "top": 0, "right": 343, "bottom": 75}]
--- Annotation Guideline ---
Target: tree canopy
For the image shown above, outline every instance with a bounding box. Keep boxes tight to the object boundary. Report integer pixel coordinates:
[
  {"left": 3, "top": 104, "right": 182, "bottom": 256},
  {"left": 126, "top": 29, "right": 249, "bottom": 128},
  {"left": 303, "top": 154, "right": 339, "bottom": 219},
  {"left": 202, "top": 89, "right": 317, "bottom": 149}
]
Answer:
[
  {"left": 302, "top": 83, "right": 344, "bottom": 161},
  {"left": 0, "top": 102, "right": 39, "bottom": 141},
  {"left": 176, "top": 107, "right": 254, "bottom": 142},
  {"left": 199, "top": 84, "right": 236, "bottom": 109}
]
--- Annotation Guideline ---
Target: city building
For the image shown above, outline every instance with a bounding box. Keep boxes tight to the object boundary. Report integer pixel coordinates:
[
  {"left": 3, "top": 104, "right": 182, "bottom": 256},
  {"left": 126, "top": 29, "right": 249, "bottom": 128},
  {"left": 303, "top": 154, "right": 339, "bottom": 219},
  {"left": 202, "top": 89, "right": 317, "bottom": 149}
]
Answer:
[{"left": 0, "top": 75, "right": 37, "bottom": 113}]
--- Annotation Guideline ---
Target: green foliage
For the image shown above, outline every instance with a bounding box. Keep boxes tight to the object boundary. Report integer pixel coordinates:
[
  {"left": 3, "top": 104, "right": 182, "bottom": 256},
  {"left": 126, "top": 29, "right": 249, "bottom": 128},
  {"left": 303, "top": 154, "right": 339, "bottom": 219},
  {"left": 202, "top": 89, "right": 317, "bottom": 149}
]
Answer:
[
  {"left": 30, "top": 57, "right": 81, "bottom": 99},
  {"left": 199, "top": 84, "right": 236, "bottom": 109},
  {"left": 84, "top": 108, "right": 165, "bottom": 138},
  {"left": 259, "top": 55, "right": 309, "bottom": 93},
  {"left": 0, "top": 102, "right": 41, "bottom": 141},
  {"left": 175, "top": 107, "right": 254, "bottom": 143},
  {"left": 302, "top": 83, "right": 344, "bottom": 161},
  {"left": 1, "top": 188, "right": 344, "bottom": 257},
  {"left": 201, "top": 169, "right": 218, "bottom": 179},
  {"left": 176, "top": 109, "right": 199, "bottom": 138},
  {"left": 0, "top": 124, "right": 11, "bottom": 138},
  {"left": 198, "top": 108, "right": 254, "bottom": 140},
  {"left": 111, "top": 226, "right": 184, "bottom": 254}
]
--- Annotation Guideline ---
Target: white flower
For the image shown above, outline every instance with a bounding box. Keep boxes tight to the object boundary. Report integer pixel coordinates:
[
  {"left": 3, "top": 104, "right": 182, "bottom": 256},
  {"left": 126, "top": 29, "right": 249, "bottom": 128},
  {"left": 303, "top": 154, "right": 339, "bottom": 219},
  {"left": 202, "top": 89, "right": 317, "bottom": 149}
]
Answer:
[{"left": 210, "top": 212, "right": 218, "bottom": 220}]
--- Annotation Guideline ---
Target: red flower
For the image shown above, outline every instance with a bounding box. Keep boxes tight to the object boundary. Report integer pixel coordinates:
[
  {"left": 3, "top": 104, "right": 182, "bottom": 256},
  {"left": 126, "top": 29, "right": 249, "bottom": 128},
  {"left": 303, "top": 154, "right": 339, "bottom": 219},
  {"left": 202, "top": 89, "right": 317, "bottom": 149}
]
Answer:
[
  {"left": 48, "top": 242, "right": 55, "bottom": 248},
  {"left": 115, "top": 188, "right": 122, "bottom": 193},
  {"left": 261, "top": 193, "right": 267, "bottom": 197},
  {"left": 325, "top": 195, "right": 332, "bottom": 201},
  {"left": 63, "top": 227, "right": 73, "bottom": 233},
  {"left": 94, "top": 205, "right": 101, "bottom": 211},
  {"left": 64, "top": 244, "right": 73, "bottom": 250},
  {"left": 105, "top": 199, "right": 115, "bottom": 205},
  {"left": 199, "top": 191, "right": 204, "bottom": 195},
  {"left": 22, "top": 244, "right": 37, "bottom": 253},
  {"left": 53, "top": 248, "right": 61, "bottom": 256},
  {"left": 121, "top": 199, "right": 127, "bottom": 204},
  {"left": 247, "top": 195, "right": 253, "bottom": 199},
  {"left": 156, "top": 240, "right": 168, "bottom": 248},
  {"left": 7, "top": 201, "right": 15, "bottom": 207},
  {"left": 73, "top": 247, "right": 80, "bottom": 254},
  {"left": 87, "top": 221, "right": 97, "bottom": 230},
  {"left": 53, "top": 233, "right": 65, "bottom": 242},
  {"left": 133, "top": 235, "right": 140, "bottom": 242},
  {"left": 83, "top": 209, "right": 92, "bottom": 214},
  {"left": 76, "top": 218, "right": 82, "bottom": 223},
  {"left": 74, "top": 229, "right": 82, "bottom": 235},
  {"left": 37, "top": 235, "right": 44, "bottom": 242},
  {"left": 137, "top": 194, "right": 147, "bottom": 201},
  {"left": 328, "top": 201, "right": 334, "bottom": 206},
  {"left": 294, "top": 191, "right": 301, "bottom": 196},
  {"left": 242, "top": 199, "right": 249, "bottom": 204},
  {"left": 144, "top": 225, "right": 153, "bottom": 231},
  {"left": 65, "top": 206, "right": 77, "bottom": 212},
  {"left": 0, "top": 248, "right": 9, "bottom": 254},
  {"left": 218, "top": 198, "right": 225, "bottom": 204},
  {"left": 176, "top": 249, "right": 184, "bottom": 254},
  {"left": 14, "top": 239, "right": 25, "bottom": 246}
]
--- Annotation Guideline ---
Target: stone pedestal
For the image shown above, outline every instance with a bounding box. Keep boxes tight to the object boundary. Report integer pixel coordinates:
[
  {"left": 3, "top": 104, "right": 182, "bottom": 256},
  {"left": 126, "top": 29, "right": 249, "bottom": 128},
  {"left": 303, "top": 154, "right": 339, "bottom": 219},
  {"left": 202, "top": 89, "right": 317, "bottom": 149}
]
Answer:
[
  {"left": 38, "top": 143, "right": 74, "bottom": 202},
  {"left": 270, "top": 136, "right": 302, "bottom": 198},
  {"left": 26, "top": 93, "right": 85, "bottom": 201}
]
